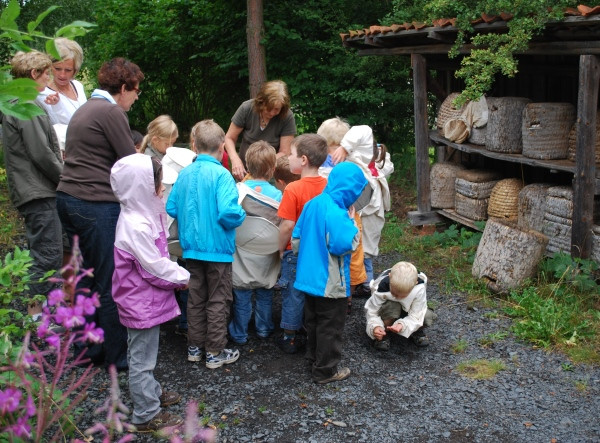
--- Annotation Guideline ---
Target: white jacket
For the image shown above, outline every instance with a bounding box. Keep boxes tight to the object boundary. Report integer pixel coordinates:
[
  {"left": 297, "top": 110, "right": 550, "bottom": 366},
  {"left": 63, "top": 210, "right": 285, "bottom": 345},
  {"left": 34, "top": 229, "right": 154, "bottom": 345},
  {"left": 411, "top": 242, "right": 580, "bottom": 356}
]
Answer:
[{"left": 364, "top": 269, "right": 428, "bottom": 340}]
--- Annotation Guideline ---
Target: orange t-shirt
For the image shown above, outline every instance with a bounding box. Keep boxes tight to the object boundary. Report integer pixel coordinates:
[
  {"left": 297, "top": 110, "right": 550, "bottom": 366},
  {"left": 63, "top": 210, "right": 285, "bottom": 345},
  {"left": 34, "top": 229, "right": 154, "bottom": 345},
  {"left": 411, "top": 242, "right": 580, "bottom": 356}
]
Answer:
[{"left": 278, "top": 175, "right": 327, "bottom": 250}]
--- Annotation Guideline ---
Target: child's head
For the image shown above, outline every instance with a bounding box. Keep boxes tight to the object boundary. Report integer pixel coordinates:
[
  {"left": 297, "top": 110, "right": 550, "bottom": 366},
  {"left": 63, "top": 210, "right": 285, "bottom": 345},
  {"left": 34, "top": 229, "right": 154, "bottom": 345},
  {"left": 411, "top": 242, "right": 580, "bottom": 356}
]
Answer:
[
  {"left": 274, "top": 155, "right": 300, "bottom": 191},
  {"left": 150, "top": 156, "right": 164, "bottom": 197},
  {"left": 10, "top": 51, "right": 52, "bottom": 89},
  {"left": 289, "top": 134, "right": 328, "bottom": 174},
  {"left": 317, "top": 117, "right": 350, "bottom": 148},
  {"left": 131, "top": 130, "right": 144, "bottom": 152},
  {"left": 389, "top": 262, "right": 418, "bottom": 299},
  {"left": 245, "top": 141, "right": 276, "bottom": 180},
  {"left": 141, "top": 115, "right": 178, "bottom": 155},
  {"left": 190, "top": 119, "right": 225, "bottom": 159}
]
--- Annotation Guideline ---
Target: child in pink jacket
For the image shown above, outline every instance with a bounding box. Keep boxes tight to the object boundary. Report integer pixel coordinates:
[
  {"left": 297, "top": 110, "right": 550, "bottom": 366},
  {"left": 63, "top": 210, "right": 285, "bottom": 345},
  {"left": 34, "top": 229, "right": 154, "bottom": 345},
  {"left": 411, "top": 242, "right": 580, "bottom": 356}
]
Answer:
[{"left": 111, "top": 154, "right": 190, "bottom": 433}]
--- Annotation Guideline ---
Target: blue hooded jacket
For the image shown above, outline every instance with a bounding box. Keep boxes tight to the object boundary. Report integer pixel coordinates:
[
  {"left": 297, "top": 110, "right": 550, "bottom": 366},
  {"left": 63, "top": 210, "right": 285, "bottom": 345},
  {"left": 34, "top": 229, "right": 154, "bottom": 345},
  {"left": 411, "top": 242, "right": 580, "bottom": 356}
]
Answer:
[{"left": 292, "top": 162, "right": 367, "bottom": 298}]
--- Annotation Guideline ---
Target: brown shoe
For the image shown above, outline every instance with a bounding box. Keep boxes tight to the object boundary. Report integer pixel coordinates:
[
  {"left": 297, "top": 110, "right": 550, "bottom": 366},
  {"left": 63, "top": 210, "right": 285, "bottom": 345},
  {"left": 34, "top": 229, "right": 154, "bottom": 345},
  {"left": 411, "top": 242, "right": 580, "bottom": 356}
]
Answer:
[
  {"left": 134, "top": 411, "right": 183, "bottom": 433},
  {"left": 315, "top": 367, "right": 351, "bottom": 384},
  {"left": 159, "top": 390, "right": 181, "bottom": 407}
]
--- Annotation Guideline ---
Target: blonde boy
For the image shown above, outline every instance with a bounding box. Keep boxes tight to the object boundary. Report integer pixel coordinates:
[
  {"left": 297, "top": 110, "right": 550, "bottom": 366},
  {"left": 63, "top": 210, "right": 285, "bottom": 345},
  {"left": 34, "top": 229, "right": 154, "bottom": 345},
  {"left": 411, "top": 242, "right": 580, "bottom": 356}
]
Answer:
[
  {"left": 364, "top": 261, "right": 435, "bottom": 351},
  {"left": 166, "top": 119, "right": 246, "bottom": 368},
  {"left": 243, "top": 140, "right": 282, "bottom": 200},
  {"left": 317, "top": 117, "right": 350, "bottom": 170}
]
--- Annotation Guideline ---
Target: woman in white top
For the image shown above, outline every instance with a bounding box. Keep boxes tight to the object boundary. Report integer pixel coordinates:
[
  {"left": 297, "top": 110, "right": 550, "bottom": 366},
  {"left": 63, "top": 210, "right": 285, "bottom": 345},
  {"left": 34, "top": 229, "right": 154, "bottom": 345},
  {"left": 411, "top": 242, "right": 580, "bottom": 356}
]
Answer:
[{"left": 38, "top": 38, "right": 87, "bottom": 125}]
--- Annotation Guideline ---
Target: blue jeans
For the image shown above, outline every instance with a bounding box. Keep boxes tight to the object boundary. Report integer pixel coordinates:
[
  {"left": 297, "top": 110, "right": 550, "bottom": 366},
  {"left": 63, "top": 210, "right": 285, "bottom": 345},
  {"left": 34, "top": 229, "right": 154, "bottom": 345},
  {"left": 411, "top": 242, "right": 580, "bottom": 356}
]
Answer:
[
  {"left": 228, "top": 287, "right": 274, "bottom": 343},
  {"left": 56, "top": 192, "right": 128, "bottom": 370},
  {"left": 279, "top": 250, "right": 304, "bottom": 331},
  {"left": 364, "top": 255, "right": 374, "bottom": 282}
]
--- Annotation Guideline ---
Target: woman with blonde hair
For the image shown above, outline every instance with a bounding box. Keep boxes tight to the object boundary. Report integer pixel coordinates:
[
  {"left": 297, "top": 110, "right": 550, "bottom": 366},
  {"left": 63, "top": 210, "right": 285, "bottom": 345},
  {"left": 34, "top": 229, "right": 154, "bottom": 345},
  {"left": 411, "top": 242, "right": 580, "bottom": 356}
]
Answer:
[
  {"left": 38, "top": 37, "right": 87, "bottom": 125},
  {"left": 140, "top": 115, "right": 179, "bottom": 160},
  {"left": 224, "top": 80, "right": 297, "bottom": 181}
]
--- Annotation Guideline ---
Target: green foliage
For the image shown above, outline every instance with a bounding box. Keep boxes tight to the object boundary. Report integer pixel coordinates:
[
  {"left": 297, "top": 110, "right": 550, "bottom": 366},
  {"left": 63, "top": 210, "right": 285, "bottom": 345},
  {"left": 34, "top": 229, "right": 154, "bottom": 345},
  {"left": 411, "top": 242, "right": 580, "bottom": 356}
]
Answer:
[
  {"left": 421, "top": 223, "right": 483, "bottom": 251},
  {"left": 539, "top": 252, "right": 599, "bottom": 294},
  {"left": 0, "top": 247, "right": 34, "bottom": 357},
  {"left": 386, "top": 0, "right": 579, "bottom": 106},
  {"left": 504, "top": 286, "right": 595, "bottom": 348}
]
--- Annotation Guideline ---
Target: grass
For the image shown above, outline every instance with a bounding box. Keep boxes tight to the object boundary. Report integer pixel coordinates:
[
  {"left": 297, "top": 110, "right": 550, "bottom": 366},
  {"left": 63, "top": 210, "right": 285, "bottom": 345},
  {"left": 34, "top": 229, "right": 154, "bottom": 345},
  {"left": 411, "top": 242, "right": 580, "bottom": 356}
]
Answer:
[
  {"left": 456, "top": 358, "right": 506, "bottom": 379},
  {"left": 451, "top": 339, "right": 469, "bottom": 354}
]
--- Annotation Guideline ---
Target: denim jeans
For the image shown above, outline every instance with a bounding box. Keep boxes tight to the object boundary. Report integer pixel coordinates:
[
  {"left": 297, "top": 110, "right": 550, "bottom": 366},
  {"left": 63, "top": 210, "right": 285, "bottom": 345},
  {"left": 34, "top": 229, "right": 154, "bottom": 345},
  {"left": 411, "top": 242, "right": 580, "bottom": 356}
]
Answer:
[
  {"left": 18, "top": 198, "right": 63, "bottom": 298},
  {"left": 364, "top": 255, "right": 374, "bottom": 282},
  {"left": 228, "top": 287, "right": 274, "bottom": 343},
  {"left": 56, "top": 192, "right": 128, "bottom": 370},
  {"left": 128, "top": 326, "right": 161, "bottom": 424},
  {"left": 279, "top": 250, "right": 304, "bottom": 331}
]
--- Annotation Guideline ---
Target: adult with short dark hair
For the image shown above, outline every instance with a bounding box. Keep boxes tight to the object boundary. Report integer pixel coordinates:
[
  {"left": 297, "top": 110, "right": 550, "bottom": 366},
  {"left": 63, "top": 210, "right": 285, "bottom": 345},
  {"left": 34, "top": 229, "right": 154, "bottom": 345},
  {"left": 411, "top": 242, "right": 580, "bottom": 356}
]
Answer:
[
  {"left": 56, "top": 57, "right": 144, "bottom": 372},
  {"left": 224, "top": 80, "right": 297, "bottom": 181}
]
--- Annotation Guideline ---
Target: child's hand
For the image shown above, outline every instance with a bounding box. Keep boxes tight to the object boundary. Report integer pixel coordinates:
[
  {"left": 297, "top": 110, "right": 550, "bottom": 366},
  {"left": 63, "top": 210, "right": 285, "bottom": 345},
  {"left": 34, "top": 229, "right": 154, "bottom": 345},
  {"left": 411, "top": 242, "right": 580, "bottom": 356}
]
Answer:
[
  {"left": 386, "top": 323, "right": 403, "bottom": 334},
  {"left": 331, "top": 145, "right": 348, "bottom": 165},
  {"left": 348, "top": 205, "right": 355, "bottom": 219},
  {"left": 180, "top": 284, "right": 189, "bottom": 290},
  {"left": 373, "top": 326, "right": 386, "bottom": 340}
]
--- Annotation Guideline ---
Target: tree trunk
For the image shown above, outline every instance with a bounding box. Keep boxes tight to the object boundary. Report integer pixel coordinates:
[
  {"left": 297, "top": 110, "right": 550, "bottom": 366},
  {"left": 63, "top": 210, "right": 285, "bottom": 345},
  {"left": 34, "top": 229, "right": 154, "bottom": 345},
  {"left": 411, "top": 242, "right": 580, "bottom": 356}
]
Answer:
[{"left": 247, "top": 0, "right": 266, "bottom": 98}]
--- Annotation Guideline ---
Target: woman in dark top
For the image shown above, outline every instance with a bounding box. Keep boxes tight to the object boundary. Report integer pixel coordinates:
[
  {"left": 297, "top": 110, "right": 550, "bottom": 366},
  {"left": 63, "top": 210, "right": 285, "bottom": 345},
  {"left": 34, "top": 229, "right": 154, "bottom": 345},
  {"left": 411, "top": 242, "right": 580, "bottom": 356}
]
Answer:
[
  {"left": 56, "top": 58, "right": 144, "bottom": 371},
  {"left": 224, "top": 80, "right": 297, "bottom": 181}
]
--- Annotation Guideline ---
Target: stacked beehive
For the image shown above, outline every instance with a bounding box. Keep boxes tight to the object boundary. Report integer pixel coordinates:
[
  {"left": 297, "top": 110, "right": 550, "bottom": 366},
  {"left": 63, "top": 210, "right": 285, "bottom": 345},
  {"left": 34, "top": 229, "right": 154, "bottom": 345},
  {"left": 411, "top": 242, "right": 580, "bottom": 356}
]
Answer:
[{"left": 454, "top": 169, "right": 502, "bottom": 221}]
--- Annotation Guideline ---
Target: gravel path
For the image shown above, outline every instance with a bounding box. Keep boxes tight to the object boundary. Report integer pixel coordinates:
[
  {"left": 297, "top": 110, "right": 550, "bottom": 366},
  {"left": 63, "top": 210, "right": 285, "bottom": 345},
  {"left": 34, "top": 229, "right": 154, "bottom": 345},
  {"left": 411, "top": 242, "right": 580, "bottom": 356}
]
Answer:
[{"left": 76, "top": 255, "right": 600, "bottom": 443}]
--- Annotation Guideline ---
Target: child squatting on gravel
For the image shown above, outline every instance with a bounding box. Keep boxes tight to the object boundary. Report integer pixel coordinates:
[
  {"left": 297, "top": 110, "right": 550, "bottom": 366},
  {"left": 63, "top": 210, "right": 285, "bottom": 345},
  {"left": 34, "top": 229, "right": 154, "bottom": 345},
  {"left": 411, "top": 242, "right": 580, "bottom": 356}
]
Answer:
[
  {"left": 364, "top": 261, "right": 436, "bottom": 351},
  {"left": 111, "top": 154, "right": 190, "bottom": 432}
]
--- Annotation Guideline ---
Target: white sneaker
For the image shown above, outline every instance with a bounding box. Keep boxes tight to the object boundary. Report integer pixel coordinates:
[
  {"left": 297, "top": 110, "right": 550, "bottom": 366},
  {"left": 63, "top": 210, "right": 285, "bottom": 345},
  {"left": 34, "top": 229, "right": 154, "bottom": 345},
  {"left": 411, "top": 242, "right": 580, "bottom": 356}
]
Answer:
[{"left": 205, "top": 348, "right": 239, "bottom": 369}]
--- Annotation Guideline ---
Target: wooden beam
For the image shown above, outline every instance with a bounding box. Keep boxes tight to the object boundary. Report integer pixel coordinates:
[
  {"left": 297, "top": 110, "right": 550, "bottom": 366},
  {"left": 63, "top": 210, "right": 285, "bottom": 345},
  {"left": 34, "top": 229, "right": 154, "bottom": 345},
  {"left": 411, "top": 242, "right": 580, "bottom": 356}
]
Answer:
[
  {"left": 407, "top": 210, "right": 444, "bottom": 226},
  {"left": 412, "top": 54, "right": 431, "bottom": 214},
  {"left": 572, "top": 55, "right": 599, "bottom": 258},
  {"left": 426, "top": 70, "right": 447, "bottom": 102}
]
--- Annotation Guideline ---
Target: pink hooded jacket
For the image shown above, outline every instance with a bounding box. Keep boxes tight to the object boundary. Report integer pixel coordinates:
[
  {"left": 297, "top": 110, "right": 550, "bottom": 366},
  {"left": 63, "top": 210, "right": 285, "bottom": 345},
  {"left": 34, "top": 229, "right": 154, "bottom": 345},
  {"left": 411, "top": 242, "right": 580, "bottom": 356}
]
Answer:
[{"left": 111, "top": 154, "right": 190, "bottom": 329}]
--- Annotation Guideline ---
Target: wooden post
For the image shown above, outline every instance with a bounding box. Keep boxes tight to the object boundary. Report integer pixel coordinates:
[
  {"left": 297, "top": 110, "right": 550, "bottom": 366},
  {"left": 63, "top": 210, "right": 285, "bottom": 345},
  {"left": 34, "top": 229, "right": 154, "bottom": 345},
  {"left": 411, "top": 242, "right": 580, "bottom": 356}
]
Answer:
[
  {"left": 572, "top": 55, "right": 599, "bottom": 258},
  {"left": 412, "top": 53, "right": 431, "bottom": 214}
]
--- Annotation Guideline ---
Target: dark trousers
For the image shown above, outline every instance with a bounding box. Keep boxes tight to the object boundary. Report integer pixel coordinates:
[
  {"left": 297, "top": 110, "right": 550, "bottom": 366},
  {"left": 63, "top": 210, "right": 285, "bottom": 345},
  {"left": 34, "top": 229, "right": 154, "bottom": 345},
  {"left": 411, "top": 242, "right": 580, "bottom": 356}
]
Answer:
[
  {"left": 304, "top": 295, "right": 347, "bottom": 382},
  {"left": 187, "top": 259, "right": 232, "bottom": 354},
  {"left": 56, "top": 192, "right": 127, "bottom": 370},
  {"left": 18, "top": 198, "right": 63, "bottom": 299}
]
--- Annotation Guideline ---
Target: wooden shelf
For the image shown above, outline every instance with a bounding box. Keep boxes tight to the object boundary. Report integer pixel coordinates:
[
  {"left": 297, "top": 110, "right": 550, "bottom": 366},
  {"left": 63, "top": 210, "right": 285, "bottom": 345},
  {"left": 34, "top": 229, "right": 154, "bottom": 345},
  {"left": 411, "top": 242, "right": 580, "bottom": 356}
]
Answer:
[
  {"left": 437, "top": 209, "right": 485, "bottom": 231},
  {"left": 429, "top": 131, "right": 598, "bottom": 177}
]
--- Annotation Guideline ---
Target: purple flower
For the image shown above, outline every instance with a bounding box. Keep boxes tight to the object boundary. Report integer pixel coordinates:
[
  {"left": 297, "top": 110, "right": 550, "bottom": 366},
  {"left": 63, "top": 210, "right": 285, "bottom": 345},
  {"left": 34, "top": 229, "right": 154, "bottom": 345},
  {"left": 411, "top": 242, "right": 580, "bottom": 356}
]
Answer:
[
  {"left": 25, "top": 395, "right": 36, "bottom": 417},
  {"left": 37, "top": 317, "right": 50, "bottom": 337},
  {"left": 8, "top": 416, "right": 31, "bottom": 439},
  {"left": 45, "top": 333, "right": 61, "bottom": 348},
  {"left": 47, "top": 288, "right": 65, "bottom": 307},
  {"left": 0, "top": 387, "right": 22, "bottom": 414},
  {"left": 55, "top": 306, "right": 85, "bottom": 329},
  {"left": 79, "top": 322, "right": 104, "bottom": 344},
  {"left": 76, "top": 294, "right": 98, "bottom": 316}
]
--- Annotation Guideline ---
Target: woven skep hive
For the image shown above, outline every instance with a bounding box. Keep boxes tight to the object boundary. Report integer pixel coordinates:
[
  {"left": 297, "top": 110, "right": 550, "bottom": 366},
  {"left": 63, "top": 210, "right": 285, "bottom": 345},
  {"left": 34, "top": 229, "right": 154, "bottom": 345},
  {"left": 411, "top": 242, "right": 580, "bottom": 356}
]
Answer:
[
  {"left": 486, "top": 97, "right": 531, "bottom": 153},
  {"left": 488, "top": 178, "right": 524, "bottom": 220},
  {"left": 567, "top": 115, "right": 600, "bottom": 163},
  {"left": 436, "top": 93, "right": 463, "bottom": 136},
  {"left": 517, "top": 183, "right": 552, "bottom": 231},
  {"left": 591, "top": 225, "right": 600, "bottom": 263},
  {"left": 430, "top": 162, "right": 466, "bottom": 208},
  {"left": 468, "top": 125, "right": 487, "bottom": 145},
  {"left": 522, "top": 103, "right": 576, "bottom": 160},
  {"left": 472, "top": 218, "right": 549, "bottom": 293}
]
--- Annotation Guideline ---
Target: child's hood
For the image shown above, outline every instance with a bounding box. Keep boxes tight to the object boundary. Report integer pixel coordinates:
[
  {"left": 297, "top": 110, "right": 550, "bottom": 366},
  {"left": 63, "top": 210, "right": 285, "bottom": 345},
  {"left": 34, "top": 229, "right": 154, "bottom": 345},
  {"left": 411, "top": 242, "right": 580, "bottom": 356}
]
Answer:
[
  {"left": 111, "top": 153, "right": 164, "bottom": 216},
  {"left": 340, "top": 125, "right": 373, "bottom": 154},
  {"left": 325, "top": 162, "right": 367, "bottom": 209}
]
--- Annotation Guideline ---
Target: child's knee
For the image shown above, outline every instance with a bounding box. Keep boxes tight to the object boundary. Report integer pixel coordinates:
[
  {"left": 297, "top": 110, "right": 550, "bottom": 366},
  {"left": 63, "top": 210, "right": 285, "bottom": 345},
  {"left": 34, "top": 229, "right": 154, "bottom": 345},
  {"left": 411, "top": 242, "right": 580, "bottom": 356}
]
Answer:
[{"left": 423, "top": 308, "right": 437, "bottom": 327}]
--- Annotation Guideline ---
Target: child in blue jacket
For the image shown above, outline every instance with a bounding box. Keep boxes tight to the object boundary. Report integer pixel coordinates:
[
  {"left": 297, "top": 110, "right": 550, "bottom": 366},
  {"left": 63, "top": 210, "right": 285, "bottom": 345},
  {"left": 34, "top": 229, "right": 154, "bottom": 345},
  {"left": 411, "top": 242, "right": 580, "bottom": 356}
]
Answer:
[
  {"left": 292, "top": 162, "right": 367, "bottom": 384},
  {"left": 166, "top": 119, "right": 246, "bottom": 369}
]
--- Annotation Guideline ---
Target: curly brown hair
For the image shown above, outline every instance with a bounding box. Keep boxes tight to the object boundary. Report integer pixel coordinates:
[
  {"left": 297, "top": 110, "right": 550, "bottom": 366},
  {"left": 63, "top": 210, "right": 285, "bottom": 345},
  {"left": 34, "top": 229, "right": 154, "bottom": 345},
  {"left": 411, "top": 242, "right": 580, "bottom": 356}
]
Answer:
[
  {"left": 252, "top": 80, "right": 291, "bottom": 117},
  {"left": 97, "top": 57, "right": 144, "bottom": 95}
]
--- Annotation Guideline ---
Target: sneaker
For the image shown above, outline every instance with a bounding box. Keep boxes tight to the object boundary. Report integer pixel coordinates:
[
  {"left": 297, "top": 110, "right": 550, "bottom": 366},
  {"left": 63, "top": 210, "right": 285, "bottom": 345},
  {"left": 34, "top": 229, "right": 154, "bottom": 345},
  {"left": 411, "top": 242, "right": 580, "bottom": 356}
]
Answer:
[
  {"left": 187, "top": 346, "right": 203, "bottom": 362},
  {"left": 353, "top": 283, "right": 371, "bottom": 298},
  {"left": 134, "top": 411, "right": 183, "bottom": 433},
  {"left": 277, "top": 335, "right": 304, "bottom": 354},
  {"left": 373, "top": 338, "right": 390, "bottom": 351},
  {"left": 315, "top": 367, "right": 351, "bottom": 384},
  {"left": 159, "top": 390, "right": 181, "bottom": 407},
  {"left": 410, "top": 329, "right": 430, "bottom": 347},
  {"left": 174, "top": 326, "right": 188, "bottom": 338},
  {"left": 205, "top": 348, "right": 240, "bottom": 369}
]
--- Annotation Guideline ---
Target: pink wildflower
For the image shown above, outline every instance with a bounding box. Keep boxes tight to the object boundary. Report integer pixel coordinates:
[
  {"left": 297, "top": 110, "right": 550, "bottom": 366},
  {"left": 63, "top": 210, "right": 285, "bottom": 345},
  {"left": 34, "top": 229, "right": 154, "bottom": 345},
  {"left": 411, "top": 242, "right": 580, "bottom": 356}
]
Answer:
[
  {"left": 47, "top": 288, "right": 65, "bottom": 306},
  {"left": 76, "top": 294, "right": 98, "bottom": 316},
  {"left": 0, "top": 387, "right": 21, "bottom": 414},
  {"left": 45, "top": 333, "right": 61, "bottom": 348},
  {"left": 55, "top": 306, "right": 85, "bottom": 329},
  {"left": 8, "top": 416, "right": 31, "bottom": 439},
  {"left": 25, "top": 395, "right": 35, "bottom": 417},
  {"left": 79, "top": 322, "right": 104, "bottom": 344}
]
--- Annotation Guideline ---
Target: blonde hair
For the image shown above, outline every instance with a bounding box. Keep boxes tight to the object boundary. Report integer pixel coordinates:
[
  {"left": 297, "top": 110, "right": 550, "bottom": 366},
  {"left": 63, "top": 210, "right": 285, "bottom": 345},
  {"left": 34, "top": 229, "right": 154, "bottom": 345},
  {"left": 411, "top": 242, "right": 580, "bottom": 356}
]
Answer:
[
  {"left": 140, "top": 115, "right": 179, "bottom": 154},
  {"left": 389, "top": 262, "right": 418, "bottom": 296},
  {"left": 190, "top": 119, "right": 225, "bottom": 154},
  {"left": 10, "top": 51, "right": 52, "bottom": 79},
  {"left": 317, "top": 117, "right": 350, "bottom": 147},
  {"left": 253, "top": 80, "right": 291, "bottom": 117},
  {"left": 53, "top": 38, "right": 84, "bottom": 72},
  {"left": 245, "top": 140, "right": 276, "bottom": 180},
  {"left": 274, "top": 155, "right": 300, "bottom": 184}
]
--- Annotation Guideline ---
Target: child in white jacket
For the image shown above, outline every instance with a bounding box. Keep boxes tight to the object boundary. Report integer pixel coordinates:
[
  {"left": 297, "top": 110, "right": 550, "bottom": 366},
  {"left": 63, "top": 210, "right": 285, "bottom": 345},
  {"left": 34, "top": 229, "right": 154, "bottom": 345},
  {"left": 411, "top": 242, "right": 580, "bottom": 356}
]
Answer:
[{"left": 364, "top": 261, "right": 435, "bottom": 351}]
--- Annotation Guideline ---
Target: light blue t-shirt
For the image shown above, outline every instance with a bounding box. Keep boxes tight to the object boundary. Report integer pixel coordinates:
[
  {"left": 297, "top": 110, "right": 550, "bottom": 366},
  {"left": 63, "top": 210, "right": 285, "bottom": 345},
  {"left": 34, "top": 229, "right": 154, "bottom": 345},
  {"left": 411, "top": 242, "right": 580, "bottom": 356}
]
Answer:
[{"left": 245, "top": 179, "right": 282, "bottom": 202}]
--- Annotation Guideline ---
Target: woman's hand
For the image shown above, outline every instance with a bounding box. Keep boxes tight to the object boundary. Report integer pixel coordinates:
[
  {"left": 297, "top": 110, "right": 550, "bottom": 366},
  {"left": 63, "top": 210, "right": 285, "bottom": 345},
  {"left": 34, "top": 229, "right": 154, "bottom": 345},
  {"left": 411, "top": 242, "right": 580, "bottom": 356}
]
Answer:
[
  {"left": 230, "top": 156, "right": 247, "bottom": 181},
  {"left": 224, "top": 122, "right": 246, "bottom": 181},
  {"left": 44, "top": 92, "right": 60, "bottom": 105}
]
